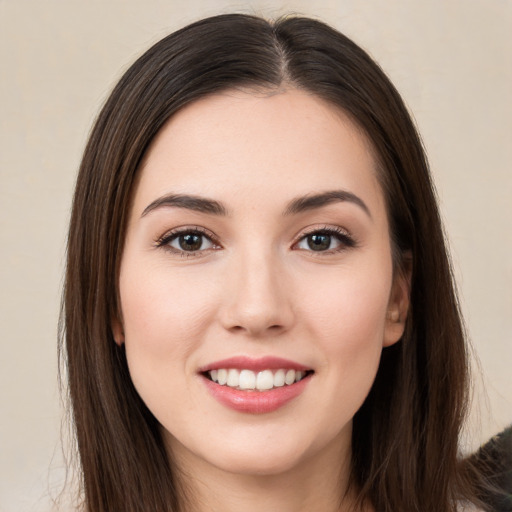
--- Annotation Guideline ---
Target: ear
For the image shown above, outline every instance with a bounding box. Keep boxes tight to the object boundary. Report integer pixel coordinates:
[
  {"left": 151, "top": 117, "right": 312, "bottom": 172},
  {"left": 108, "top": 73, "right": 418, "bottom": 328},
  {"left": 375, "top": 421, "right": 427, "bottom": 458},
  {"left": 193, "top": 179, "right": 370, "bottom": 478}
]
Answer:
[
  {"left": 112, "top": 314, "right": 125, "bottom": 346},
  {"left": 383, "top": 256, "right": 412, "bottom": 347}
]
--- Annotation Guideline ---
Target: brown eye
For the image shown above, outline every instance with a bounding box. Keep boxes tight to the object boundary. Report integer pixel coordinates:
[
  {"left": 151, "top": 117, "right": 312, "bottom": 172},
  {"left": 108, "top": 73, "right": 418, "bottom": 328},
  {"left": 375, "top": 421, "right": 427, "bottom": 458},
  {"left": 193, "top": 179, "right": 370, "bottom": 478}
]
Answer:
[
  {"left": 178, "top": 233, "right": 203, "bottom": 251},
  {"left": 307, "top": 234, "right": 331, "bottom": 251},
  {"left": 295, "top": 228, "right": 356, "bottom": 253},
  {"left": 166, "top": 231, "right": 215, "bottom": 252}
]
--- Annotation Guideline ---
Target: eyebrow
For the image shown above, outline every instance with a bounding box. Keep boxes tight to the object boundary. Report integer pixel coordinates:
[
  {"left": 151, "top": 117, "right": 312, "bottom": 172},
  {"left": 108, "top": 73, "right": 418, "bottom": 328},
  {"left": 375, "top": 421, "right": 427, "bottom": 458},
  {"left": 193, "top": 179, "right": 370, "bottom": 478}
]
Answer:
[
  {"left": 284, "top": 190, "right": 372, "bottom": 218},
  {"left": 141, "top": 189, "right": 371, "bottom": 219},
  {"left": 141, "top": 194, "right": 228, "bottom": 217}
]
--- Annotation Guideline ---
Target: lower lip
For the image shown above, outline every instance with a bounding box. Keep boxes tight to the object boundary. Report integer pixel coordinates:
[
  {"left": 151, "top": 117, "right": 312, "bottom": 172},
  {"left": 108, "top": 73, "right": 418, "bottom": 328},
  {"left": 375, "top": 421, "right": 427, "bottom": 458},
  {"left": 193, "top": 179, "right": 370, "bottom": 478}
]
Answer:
[{"left": 202, "top": 375, "right": 311, "bottom": 414}]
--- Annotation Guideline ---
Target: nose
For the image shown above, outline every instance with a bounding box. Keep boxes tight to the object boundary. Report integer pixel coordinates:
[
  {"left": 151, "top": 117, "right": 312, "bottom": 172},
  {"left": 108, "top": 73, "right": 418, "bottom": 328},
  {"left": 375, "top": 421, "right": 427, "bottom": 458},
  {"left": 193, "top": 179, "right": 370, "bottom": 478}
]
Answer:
[{"left": 219, "top": 249, "right": 294, "bottom": 337}]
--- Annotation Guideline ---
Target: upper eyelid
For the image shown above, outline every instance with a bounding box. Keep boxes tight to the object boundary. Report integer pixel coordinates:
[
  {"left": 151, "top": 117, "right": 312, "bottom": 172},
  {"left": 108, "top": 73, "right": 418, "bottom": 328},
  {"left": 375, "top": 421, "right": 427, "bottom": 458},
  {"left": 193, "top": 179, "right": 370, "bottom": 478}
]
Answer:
[
  {"left": 300, "top": 225, "right": 349, "bottom": 235},
  {"left": 293, "top": 224, "right": 353, "bottom": 241},
  {"left": 157, "top": 225, "right": 217, "bottom": 240}
]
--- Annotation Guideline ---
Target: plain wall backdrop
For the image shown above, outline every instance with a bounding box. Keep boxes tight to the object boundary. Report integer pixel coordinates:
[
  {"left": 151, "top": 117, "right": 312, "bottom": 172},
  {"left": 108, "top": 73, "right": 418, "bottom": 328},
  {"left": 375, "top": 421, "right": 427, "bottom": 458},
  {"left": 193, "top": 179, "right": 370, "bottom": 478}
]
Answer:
[{"left": 1, "top": 0, "right": 510, "bottom": 510}]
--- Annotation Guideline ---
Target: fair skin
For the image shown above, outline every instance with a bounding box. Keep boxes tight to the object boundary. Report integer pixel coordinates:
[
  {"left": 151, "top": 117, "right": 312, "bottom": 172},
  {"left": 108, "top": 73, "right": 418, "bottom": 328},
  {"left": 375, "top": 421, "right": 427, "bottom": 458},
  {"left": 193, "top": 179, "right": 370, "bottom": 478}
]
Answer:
[{"left": 113, "top": 88, "right": 409, "bottom": 512}]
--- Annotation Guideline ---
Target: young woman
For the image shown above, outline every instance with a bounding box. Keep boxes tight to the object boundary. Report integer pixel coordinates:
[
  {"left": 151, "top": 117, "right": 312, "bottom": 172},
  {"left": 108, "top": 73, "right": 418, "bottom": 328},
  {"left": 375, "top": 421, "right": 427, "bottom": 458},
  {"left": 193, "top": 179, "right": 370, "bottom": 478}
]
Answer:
[{"left": 60, "top": 13, "right": 487, "bottom": 512}]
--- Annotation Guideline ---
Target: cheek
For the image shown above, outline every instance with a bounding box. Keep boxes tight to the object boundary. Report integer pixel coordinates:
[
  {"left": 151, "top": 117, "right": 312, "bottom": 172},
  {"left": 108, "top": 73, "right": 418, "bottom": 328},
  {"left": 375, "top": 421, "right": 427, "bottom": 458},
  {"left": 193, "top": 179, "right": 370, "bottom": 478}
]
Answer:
[
  {"left": 300, "top": 266, "right": 391, "bottom": 345},
  {"left": 298, "top": 264, "right": 391, "bottom": 396},
  {"left": 118, "top": 262, "right": 223, "bottom": 423},
  {"left": 118, "top": 262, "right": 223, "bottom": 411},
  {"left": 120, "top": 263, "right": 218, "bottom": 352}
]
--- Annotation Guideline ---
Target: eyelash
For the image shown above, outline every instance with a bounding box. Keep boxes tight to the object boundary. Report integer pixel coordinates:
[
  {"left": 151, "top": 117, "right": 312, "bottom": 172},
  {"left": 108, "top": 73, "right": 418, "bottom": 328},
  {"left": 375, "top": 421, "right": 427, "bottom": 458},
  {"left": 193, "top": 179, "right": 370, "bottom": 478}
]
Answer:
[
  {"left": 292, "top": 226, "right": 357, "bottom": 255},
  {"left": 155, "top": 225, "right": 357, "bottom": 257},
  {"left": 155, "top": 226, "right": 221, "bottom": 258}
]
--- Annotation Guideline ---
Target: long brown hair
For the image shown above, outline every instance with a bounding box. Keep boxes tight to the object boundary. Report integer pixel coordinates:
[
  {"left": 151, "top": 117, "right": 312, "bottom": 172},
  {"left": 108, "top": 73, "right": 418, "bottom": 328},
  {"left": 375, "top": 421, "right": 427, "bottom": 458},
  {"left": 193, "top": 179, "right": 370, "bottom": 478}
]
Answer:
[{"left": 60, "top": 13, "right": 477, "bottom": 511}]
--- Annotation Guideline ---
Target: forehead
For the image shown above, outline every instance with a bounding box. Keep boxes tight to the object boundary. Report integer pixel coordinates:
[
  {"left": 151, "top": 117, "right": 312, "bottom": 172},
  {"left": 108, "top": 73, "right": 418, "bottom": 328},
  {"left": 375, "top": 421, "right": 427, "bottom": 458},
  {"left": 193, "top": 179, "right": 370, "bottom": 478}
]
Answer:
[{"left": 132, "top": 88, "right": 385, "bottom": 218}]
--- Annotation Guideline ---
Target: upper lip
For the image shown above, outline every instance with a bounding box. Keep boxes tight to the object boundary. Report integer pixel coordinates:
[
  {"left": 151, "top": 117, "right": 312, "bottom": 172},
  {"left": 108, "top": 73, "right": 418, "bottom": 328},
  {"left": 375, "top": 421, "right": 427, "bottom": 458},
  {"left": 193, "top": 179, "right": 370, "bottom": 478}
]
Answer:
[{"left": 198, "top": 356, "right": 311, "bottom": 373}]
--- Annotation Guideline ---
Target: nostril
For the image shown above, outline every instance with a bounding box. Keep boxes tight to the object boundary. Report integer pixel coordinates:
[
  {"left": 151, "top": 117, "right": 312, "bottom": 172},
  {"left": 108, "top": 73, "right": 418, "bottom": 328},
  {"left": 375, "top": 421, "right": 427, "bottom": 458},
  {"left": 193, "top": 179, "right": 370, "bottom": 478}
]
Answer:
[{"left": 226, "top": 323, "right": 285, "bottom": 336}]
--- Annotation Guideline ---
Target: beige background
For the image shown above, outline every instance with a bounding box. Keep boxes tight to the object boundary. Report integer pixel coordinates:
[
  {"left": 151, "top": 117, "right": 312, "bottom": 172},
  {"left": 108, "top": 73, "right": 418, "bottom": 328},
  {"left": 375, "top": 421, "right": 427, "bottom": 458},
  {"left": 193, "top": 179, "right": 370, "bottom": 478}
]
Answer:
[{"left": 1, "top": 0, "right": 510, "bottom": 510}]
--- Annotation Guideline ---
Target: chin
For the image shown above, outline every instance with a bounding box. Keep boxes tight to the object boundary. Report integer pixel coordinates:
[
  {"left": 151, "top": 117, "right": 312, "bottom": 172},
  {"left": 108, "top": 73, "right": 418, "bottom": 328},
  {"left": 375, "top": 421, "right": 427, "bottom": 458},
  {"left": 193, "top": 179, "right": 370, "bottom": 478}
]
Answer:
[
  {"left": 167, "top": 429, "right": 312, "bottom": 478},
  {"left": 210, "top": 447, "right": 307, "bottom": 477}
]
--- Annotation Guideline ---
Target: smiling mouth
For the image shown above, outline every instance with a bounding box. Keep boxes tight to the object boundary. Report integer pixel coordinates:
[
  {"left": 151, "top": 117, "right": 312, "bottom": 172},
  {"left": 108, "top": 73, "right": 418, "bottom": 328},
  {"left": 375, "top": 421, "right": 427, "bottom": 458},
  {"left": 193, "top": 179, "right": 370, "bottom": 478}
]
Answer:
[{"left": 204, "top": 368, "right": 314, "bottom": 392}]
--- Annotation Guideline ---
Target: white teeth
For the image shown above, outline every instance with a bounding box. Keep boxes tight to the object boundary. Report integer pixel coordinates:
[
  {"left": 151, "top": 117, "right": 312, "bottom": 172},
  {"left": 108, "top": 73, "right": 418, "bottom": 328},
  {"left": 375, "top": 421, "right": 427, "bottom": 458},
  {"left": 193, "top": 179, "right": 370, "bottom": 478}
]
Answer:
[
  {"left": 285, "top": 369, "right": 296, "bottom": 385},
  {"left": 256, "top": 369, "right": 274, "bottom": 390},
  {"left": 227, "top": 369, "right": 240, "bottom": 387},
  {"left": 273, "top": 369, "right": 285, "bottom": 387},
  {"left": 239, "top": 369, "right": 256, "bottom": 390},
  {"left": 207, "top": 368, "right": 309, "bottom": 391},
  {"left": 217, "top": 368, "right": 227, "bottom": 385}
]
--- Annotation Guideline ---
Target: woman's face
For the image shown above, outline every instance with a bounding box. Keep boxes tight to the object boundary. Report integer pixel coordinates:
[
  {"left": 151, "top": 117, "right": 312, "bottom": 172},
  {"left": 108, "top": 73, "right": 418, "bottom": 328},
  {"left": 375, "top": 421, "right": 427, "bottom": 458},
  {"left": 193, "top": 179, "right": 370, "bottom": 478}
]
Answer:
[{"left": 114, "top": 89, "right": 408, "bottom": 479}]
